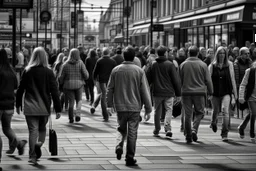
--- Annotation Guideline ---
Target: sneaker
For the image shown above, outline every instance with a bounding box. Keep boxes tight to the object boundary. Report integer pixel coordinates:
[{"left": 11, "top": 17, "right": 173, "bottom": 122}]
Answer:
[
  {"left": 6, "top": 148, "right": 15, "bottom": 154},
  {"left": 250, "top": 132, "right": 255, "bottom": 143},
  {"left": 69, "top": 119, "right": 74, "bottom": 123},
  {"left": 35, "top": 143, "right": 42, "bottom": 159},
  {"left": 90, "top": 107, "right": 95, "bottom": 114},
  {"left": 125, "top": 158, "right": 138, "bottom": 166},
  {"left": 238, "top": 126, "right": 245, "bottom": 139},
  {"left": 17, "top": 140, "right": 27, "bottom": 155},
  {"left": 153, "top": 130, "right": 159, "bottom": 137},
  {"left": 210, "top": 123, "right": 217, "bottom": 133},
  {"left": 222, "top": 136, "right": 228, "bottom": 142},
  {"left": 28, "top": 158, "right": 37, "bottom": 165},
  {"left": 115, "top": 146, "right": 123, "bottom": 160},
  {"left": 160, "top": 118, "right": 164, "bottom": 123},
  {"left": 75, "top": 116, "right": 81, "bottom": 122},
  {"left": 192, "top": 132, "right": 198, "bottom": 142},
  {"left": 166, "top": 131, "right": 173, "bottom": 138}
]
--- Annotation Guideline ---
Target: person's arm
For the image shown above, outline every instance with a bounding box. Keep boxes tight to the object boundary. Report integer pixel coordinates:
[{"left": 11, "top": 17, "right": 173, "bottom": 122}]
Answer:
[
  {"left": 141, "top": 72, "right": 152, "bottom": 114},
  {"left": 16, "top": 70, "right": 27, "bottom": 113},
  {"left": 106, "top": 70, "right": 115, "bottom": 108},
  {"left": 239, "top": 68, "right": 250, "bottom": 104}
]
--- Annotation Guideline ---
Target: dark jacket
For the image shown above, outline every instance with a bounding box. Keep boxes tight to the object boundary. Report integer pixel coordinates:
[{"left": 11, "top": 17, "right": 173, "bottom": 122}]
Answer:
[
  {"left": 233, "top": 56, "right": 252, "bottom": 90},
  {"left": 0, "top": 67, "right": 18, "bottom": 110},
  {"left": 85, "top": 56, "right": 99, "bottom": 81},
  {"left": 93, "top": 56, "right": 116, "bottom": 83},
  {"left": 16, "top": 65, "right": 61, "bottom": 115},
  {"left": 111, "top": 54, "right": 124, "bottom": 65},
  {"left": 146, "top": 56, "right": 181, "bottom": 97}
]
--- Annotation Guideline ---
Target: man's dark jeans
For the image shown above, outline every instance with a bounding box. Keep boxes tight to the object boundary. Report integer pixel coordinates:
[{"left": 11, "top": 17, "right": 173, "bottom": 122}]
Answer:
[{"left": 116, "top": 112, "right": 140, "bottom": 160}]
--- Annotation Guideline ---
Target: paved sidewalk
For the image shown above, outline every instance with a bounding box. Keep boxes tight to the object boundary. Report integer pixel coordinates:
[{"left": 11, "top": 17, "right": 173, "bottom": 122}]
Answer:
[{"left": 1, "top": 96, "right": 256, "bottom": 171}]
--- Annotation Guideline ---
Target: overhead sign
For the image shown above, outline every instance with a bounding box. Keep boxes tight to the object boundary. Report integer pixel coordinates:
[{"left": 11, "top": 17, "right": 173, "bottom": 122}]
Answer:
[
  {"left": 0, "top": 0, "right": 33, "bottom": 8},
  {"left": 152, "top": 24, "right": 164, "bottom": 32}
]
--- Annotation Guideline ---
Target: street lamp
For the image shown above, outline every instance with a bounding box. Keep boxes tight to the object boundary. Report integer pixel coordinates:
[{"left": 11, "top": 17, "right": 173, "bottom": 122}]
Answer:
[{"left": 150, "top": 0, "right": 156, "bottom": 48}]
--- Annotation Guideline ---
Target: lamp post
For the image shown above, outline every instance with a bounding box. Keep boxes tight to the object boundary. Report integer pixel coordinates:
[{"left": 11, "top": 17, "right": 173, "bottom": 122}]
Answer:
[{"left": 150, "top": 0, "right": 156, "bottom": 48}]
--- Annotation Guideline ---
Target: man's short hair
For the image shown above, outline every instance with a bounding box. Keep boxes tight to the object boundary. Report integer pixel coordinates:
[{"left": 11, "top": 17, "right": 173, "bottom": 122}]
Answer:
[
  {"left": 239, "top": 47, "right": 249, "bottom": 56},
  {"left": 102, "top": 47, "right": 110, "bottom": 56},
  {"left": 123, "top": 46, "right": 135, "bottom": 61},
  {"left": 157, "top": 46, "right": 167, "bottom": 56},
  {"left": 188, "top": 46, "right": 199, "bottom": 57},
  {"left": 116, "top": 46, "right": 122, "bottom": 54},
  {"left": 150, "top": 48, "right": 155, "bottom": 54}
]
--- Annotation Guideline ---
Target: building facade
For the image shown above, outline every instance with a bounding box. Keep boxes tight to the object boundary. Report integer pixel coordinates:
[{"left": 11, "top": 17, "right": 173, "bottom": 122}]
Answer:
[{"left": 102, "top": 0, "right": 256, "bottom": 49}]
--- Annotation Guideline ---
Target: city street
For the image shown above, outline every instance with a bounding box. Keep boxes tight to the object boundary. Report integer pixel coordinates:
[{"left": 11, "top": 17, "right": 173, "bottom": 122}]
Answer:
[{"left": 1, "top": 95, "right": 256, "bottom": 171}]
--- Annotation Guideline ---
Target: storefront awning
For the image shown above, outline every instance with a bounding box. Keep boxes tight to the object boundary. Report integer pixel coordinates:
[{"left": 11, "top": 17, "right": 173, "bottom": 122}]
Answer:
[{"left": 162, "top": 5, "right": 244, "bottom": 26}]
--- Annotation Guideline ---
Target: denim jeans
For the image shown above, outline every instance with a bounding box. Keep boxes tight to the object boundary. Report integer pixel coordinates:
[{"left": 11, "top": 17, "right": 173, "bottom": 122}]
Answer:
[
  {"left": 116, "top": 112, "right": 140, "bottom": 160},
  {"left": 0, "top": 110, "right": 19, "bottom": 152},
  {"left": 182, "top": 96, "right": 205, "bottom": 139},
  {"left": 239, "top": 101, "right": 256, "bottom": 135},
  {"left": 211, "top": 95, "right": 230, "bottom": 137},
  {"left": 100, "top": 83, "right": 108, "bottom": 120},
  {"left": 153, "top": 96, "right": 174, "bottom": 132},
  {"left": 65, "top": 86, "right": 83, "bottom": 120},
  {"left": 92, "top": 81, "right": 101, "bottom": 108},
  {"left": 25, "top": 115, "right": 48, "bottom": 159}
]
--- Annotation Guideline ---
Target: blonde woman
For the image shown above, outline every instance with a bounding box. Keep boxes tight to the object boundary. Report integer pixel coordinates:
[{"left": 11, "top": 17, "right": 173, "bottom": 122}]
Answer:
[
  {"left": 59, "top": 48, "right": 89, "bottom": 123},
  {"left": 208, "top": 46, "right": 237, "bottom": 141},
  {"left": 16, "top": 47, "right": 61, "bottom": 164},
  {"left": 52, "top": 53, "right": 65, "bottom": 78}
]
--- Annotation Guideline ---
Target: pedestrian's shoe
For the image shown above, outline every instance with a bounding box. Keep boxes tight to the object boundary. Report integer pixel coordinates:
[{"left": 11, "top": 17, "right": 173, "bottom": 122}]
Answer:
[
  {"left": 210, "top": 123, "right": 217, "bottom": 133},
  {"left": 75, "top": 116, "right": 81, "bottom": 122},
  {"left": 222, "top": 136, "right": 228, "bottom": 142},
  {"left": 250, "top": 132, "right": 255, "bottom": 143},
  {"left": 6, "top": 148, "right": 15, "bottom": 154},
  {"left": 192, "top": 131, "right": 198, "bottom": 142},
  {"left": 125, "top": 158, "right": 138, "bottom": 166},
  {"left": 115, "top": 146, "right": 123, "bottom": 160},
  {"left": 69, "top": 119, "right": 74, "bottom": 123},
  {"left": 90, "top": 107, "right": 95, "bottom": 114},
  {"left": 238, "top": 126, "right": 245, "bottom": 139},
  {"left": 153, "top": 130, "right": 159, "bottom": 137},
  {"left": 180, "top": 127, "right": 184, "bottom": 132},
  {"left": 28, "top": 157, "right": 38, "bottom": 165},
  {"left": 186, "top": 138, "right": 192, "bottom": 144},
  {"left": 166, "top": 131, "right": 173, "bottom": 138},
  {"left": 103, "top": 117, "right": 109, "bottom": 122},
  {"left": 35, "top": 143, "right": 42, "bottom": 159},
  {"left": 17, "top": 140, "right": 27, "bottom": 155},
  {"left": 160, "top": 118, "right": 164, "bottom": 123}
]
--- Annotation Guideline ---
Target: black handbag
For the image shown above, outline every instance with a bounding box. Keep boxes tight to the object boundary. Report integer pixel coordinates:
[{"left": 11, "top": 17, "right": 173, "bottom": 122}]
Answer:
[
  {"left": 172, "top": 101, "right": 182, "bottom": 118},
  {"left": 49, "top": 116, "right": 58, "bottom": 156}
]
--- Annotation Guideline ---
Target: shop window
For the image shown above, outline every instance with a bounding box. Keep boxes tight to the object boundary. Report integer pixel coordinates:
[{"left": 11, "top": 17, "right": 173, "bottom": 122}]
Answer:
[
  {"left": 199, "top": 27, "right": 204, "bottom": 47},
  {"left": 215, "top": 25, "right": 221, "bottom": 47},
  {"left": 205, "top": 27, "right": 209, "bottom": 49},
  {"left": 168, "top": 35, "right": 174, "bottom": 47},
  {"left": 193, "top": 28, "right": 198, "bottom": 46},
  {"left": 188, "top": 28, "right": 193, "bottom": 45},
  {"left": 209, "top": 26, "right": 214, "bottom": 48},
  {"left": 222, "top": 25, "right": 228, "bottom": 47}
]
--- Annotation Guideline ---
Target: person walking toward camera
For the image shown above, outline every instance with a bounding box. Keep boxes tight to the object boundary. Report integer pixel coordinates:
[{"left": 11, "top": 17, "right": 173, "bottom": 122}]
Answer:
[
  {"left": 180, "top": 46, "right": 213, "bottom": 143},
  {"left": 0, "top": 49, "right": 27, "bottom": 170},
  {"left": 146, "top": 45, "right": 181, "bottom": 138},
  {"left": 238, "top": 61, "right": 256, "bottom": 142},
  {"left": 208, "top": 46, "right": 237, "bottom": 142},
  {"left": 16, "top": 47, "right": 62, "bottom": 165},
  {"left": 107, "top": 46, "right": 152, "bottom": 166}
]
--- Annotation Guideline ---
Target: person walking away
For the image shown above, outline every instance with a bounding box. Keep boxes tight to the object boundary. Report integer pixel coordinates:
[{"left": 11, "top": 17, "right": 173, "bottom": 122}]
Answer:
[
  {"left": 107, "top": 46, "right": 152, "bottom": 166},
  {"left": 111, "top": 46, "right": 124, "bottom": 65},
  {"left": 180, "top": 46, "right": 213, "bottom": 143},
  {"left": 146, "top": 45, "right": 181, "bottom": 137},
  {"left": 59, "top": 48, "right": 89, "bottom": 123},
  {"left": 208, "top": 46, "right": 237, "bottom": 141},
  {"left": 0, "top": 49, "right": 27, "bottom": 169},
  {"left": 16, "top": 47, "right": 62, "bottom": 165},
  {"left": 52, "top": 53, "right": 65, "bottom": 111},
  {"left": 93, "top": 47, "right": 116, "bottom": 122},
  {"left": 85, "top": 49, "right": 99, "bottom": 106}
]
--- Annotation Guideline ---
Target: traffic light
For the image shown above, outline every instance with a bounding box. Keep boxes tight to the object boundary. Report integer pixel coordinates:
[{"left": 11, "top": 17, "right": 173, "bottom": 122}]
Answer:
[{"left": 25, "top": 33, "right": 32, "bottom": 38}]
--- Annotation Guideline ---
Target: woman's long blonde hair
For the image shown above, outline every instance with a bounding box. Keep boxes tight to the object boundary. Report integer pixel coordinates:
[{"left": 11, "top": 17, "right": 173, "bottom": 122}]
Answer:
[
  {"left": 212, "top": 46, "right": 229, "bottom": 67},
  {"left": 64, "top": 48, "right": 80, "bottom": 64},
  {"left": 25, "top": 47, "right": 49, "bottom": 71}
]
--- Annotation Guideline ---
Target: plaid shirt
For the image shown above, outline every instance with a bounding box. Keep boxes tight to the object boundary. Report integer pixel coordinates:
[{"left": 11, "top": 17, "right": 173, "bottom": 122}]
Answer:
[{"left": 59, "top": 60, "right": 89, "bottom": 90}]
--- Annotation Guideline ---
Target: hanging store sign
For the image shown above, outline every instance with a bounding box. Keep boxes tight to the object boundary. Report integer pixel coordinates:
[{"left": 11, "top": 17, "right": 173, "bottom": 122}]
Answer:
[
  {"left": 0, "top": 0, "right": 33, "bottom": 8},
  {"left": 203, "top": 17, "right": 217, "bottom": 24}
]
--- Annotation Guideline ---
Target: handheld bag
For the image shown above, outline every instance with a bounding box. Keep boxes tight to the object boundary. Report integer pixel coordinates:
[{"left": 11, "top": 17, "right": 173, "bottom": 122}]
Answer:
[
  {"left": 49, "top": 116, "right": 58, "bottom": 156},
  {"left": 172, "top": 101, "right": 182, "bottom": 118}
]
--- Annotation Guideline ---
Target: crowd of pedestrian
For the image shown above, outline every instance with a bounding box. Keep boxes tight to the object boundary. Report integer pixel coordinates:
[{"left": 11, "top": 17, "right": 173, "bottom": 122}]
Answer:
[{"left": 0, "top": 41, "right": 256, "bottom": 168}]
